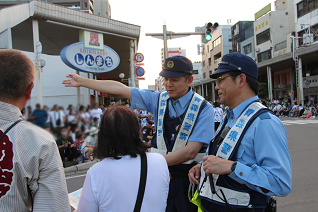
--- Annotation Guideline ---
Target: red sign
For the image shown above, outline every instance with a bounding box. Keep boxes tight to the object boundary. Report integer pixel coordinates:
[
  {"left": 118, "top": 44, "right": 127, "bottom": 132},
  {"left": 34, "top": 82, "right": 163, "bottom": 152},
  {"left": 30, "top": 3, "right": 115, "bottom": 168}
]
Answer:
[
  {"left": 135, "top": 53, "right": 144, "bottom": 63},
  {"left": 168, "top": 50, "right": 180, "bottom": 57},
  {"left": 135, "top": 67, "right": 145, "bottom": 77}
]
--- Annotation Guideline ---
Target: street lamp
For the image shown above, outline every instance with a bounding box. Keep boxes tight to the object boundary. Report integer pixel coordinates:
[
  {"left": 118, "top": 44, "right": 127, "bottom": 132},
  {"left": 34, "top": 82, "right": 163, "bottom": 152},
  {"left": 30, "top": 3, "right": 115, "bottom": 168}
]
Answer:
[{"left": 119, "top": 73, "right": 129, "bottom": 83}]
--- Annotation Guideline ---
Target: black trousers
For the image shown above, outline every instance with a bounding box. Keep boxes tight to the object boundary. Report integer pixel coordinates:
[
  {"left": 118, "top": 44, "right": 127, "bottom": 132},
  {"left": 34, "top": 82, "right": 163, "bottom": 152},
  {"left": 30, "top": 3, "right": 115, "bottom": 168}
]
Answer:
[
  {"left": 59, "top": 147, "right": 77, "bottom": 161},
  {"left": 166, "top": 176, "right": 197, "bottom": 212}
]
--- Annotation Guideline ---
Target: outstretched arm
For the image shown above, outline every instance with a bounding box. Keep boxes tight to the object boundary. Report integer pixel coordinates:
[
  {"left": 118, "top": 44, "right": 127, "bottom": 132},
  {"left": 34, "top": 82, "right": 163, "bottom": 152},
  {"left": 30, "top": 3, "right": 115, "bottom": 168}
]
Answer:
[{"left": 62, "top": 73, "right": 132, "bottom": 99}]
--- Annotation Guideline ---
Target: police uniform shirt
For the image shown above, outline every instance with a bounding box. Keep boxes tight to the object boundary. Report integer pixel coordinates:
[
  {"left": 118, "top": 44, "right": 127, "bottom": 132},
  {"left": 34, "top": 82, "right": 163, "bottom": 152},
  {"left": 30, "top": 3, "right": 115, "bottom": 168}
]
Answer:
[
  {"left": 223, "top": 96, "right": 292, "bottom": 196},
  {"left": 131, "top": 88, "right": 215, "bottom": 147}
]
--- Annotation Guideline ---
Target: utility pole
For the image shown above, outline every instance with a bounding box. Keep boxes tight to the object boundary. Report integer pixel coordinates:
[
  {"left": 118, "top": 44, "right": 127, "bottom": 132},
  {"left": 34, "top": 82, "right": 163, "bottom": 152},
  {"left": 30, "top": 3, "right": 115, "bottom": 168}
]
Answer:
[{"left": 146, "top": 24, "right": 205, "bottom": 60}]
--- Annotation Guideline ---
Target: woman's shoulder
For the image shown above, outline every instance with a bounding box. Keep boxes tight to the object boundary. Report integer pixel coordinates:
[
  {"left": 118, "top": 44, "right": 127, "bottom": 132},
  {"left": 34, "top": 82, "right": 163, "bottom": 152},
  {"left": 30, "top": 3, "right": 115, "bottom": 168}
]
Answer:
[{"left": 146, "top": 153, "right": 167, "bottom": 164}]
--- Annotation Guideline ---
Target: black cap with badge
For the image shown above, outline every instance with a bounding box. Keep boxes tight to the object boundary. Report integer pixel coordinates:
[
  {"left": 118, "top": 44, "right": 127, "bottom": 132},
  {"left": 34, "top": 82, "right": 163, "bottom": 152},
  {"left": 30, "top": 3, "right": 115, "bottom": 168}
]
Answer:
[
  {"left": 210, "top": 52, "right": 258, "bottom": 80},
  {"left": 159, "top": 56, "right": 193, "bottom": 78}
]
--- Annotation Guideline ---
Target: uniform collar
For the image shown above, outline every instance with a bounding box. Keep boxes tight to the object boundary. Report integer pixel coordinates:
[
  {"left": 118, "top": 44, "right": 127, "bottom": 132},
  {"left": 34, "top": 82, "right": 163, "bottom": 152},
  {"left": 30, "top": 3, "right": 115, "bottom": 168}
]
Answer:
[
  {"left": 168, "top": 89, "right": 194, "bottom": 109},
  {"left": 226, "top": 96, "right": 259, "bottom": 119},
  {"left": 0, "top": 101, "right": 23, "bottom": 121}
]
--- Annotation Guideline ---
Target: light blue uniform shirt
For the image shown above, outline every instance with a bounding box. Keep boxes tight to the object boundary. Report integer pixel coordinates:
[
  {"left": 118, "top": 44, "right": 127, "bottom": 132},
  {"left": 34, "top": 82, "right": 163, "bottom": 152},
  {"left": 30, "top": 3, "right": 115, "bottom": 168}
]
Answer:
[
  {"left": 131, "top": 88, "right": 215, "bottom": 146},
  {"left": 225, "top": 96, "right": 292, "bottom": 196}
]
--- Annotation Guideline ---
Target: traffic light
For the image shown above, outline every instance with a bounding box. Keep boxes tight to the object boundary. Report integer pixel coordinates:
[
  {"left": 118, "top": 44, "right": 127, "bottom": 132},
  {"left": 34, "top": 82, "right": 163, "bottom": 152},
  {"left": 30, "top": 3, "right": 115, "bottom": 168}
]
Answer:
[{"left": 205, "top": 22, "right": 219, "bottom": 42}]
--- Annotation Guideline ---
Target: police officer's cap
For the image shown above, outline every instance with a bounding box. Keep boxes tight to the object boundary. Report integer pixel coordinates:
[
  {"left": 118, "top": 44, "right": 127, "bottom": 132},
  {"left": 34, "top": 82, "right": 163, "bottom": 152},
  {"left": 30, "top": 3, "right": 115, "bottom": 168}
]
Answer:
[
  {"left": 210, "top": 52, "right": 258, "bottom": 79},
  {"left": 159, "top": 56, "right": 193, "bottom": 78}
]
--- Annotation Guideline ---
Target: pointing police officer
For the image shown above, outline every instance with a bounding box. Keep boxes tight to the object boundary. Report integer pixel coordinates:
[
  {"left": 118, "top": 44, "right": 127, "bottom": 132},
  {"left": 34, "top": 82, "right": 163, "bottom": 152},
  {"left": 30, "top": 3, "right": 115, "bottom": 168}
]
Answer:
[
  {"left": 63, "top": 56, "right": 215, "bottom": 212},
  {"left": 188, "top": 52, "right": 292, "bottom": 212}
]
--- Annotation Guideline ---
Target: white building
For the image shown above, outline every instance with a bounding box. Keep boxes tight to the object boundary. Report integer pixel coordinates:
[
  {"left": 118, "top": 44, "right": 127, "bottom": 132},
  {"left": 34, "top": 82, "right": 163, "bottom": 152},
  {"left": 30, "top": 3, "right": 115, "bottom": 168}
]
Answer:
[{"left": 200, "top": 25, "right": 232, "bottom": 101}]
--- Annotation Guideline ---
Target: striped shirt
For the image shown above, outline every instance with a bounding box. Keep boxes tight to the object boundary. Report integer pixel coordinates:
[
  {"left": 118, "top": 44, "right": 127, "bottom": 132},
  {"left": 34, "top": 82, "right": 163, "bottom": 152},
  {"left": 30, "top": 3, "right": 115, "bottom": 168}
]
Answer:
[{"left": 0, "top": 101, "right": 70, "bottom": 212}]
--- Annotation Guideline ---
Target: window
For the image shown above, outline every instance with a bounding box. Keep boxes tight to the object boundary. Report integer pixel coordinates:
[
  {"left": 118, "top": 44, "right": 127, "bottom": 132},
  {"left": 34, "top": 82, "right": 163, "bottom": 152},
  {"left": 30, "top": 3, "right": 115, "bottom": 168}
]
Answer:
[
  {"left": 228, "top": 34, "right": 232, "bottom": 42},
  {"left": 209, "top": 70, "right": 212, "bottom": 76},
  {"left": 202, "top": 60, "right": 205, "bottom": 67},
  {"left": 208, "top": 58, "right": 212, "bottom": 66},
  {"left": 203, "top": 73, "right": 206, "bottom": 79},
  {"left": 256, "top": 29, "right": 270, "bottom": 45},
  {"left": 257, "top": 49, "right": 272, "bottom": 63},
  {"left": 212, "top": 36, "right": 222, "bottom": 48},
  {"left": 243, "top": 44, "right": 252, "bottom": 55},
  {"left": 297, "top": 0, "right": 318, "bottom": 18},
  {"left": 193, "top": 70, "right": 199, "bottom": 74},
  {"left": 207, "top": 45, "right": 209, "bottom": 53}
]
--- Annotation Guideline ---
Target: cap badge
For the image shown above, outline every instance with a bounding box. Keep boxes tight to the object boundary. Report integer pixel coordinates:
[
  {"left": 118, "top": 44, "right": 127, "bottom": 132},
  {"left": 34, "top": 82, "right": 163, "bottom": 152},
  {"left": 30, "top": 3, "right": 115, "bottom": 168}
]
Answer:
[{"left": 167, "top": 61, "right": 174, "bottom": 68}]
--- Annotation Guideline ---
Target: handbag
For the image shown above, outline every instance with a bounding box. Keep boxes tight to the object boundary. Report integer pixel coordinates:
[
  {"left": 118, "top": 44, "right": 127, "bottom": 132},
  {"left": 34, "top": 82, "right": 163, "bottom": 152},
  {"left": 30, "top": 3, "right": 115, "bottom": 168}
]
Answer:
[{"left": 133, "top": 154, "right": 148, "bottom": 212}]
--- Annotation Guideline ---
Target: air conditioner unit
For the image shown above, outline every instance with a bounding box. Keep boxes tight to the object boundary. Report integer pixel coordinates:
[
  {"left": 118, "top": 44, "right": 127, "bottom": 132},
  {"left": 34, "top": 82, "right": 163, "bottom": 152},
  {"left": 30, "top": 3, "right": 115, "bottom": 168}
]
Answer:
[{"left": 256, "top": 48, "right": 260, "bottom": 52}]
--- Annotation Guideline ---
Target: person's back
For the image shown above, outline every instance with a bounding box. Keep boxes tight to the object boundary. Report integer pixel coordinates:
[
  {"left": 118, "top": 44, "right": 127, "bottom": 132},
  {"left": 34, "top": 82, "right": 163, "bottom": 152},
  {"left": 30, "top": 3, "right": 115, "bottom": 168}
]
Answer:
[
  {"left": 0, "top": 49, "right": 69, "bottom": 212},
  {"left": 78, "top": 153, "right": 169, "bottom": 212},
  {"left": 0, "top": 110, "right": 69, "bottom": 211}
]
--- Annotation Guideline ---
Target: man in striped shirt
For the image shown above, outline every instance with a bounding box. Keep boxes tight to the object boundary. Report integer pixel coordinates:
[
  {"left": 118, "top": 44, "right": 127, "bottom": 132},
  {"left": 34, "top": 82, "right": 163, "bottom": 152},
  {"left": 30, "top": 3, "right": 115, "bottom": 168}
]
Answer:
[{"left": 0, "top": 49, "right": 70, "bottom": 212}]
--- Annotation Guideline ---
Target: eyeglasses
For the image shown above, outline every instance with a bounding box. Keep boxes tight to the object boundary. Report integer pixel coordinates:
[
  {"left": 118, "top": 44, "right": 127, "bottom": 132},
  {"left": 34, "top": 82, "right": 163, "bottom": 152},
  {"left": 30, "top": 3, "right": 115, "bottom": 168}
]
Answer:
[{"left": 216, "top": 75, "right": 231, "bottom": 85}]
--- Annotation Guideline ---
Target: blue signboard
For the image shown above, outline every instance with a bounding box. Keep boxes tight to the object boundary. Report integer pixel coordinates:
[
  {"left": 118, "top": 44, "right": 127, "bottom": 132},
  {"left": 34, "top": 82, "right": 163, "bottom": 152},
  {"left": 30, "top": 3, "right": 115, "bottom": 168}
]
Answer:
[{"left": 60, "top": 42, "right": 120, "bottom": 73}]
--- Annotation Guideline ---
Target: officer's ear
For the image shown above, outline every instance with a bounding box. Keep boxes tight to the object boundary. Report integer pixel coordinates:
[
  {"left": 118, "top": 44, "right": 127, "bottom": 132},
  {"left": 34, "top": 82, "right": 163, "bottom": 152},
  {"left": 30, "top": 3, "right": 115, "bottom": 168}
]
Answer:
[
  {"left": 237, "top": 73, "right": 247, "bottom": 88},
  {"left": 186, "top": 75, "right": 194, "bottom": 86}
]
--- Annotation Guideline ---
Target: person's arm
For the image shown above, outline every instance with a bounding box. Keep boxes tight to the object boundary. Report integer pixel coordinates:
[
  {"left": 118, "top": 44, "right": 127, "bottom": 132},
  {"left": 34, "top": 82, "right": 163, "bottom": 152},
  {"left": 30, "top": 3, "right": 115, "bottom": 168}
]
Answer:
[
  {"left": 77, "top": 171, "right": 99, "bottom": 212},
  {"left": 33, "top": 140, "right": 70, "bottom": 212},
  {"left": 56, "top": 139, "right": 66, "bottom": 149},
  {"left": 62, "top": 73, "right": 132, "bottom": 99},
  {"left": 164, "top": 142, "right": 204, "bottom": 166}
]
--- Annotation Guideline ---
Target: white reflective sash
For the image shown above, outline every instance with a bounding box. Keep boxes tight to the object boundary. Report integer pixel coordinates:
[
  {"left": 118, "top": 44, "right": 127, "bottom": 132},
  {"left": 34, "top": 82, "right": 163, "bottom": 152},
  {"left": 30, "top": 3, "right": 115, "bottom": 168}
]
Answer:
[
  {"left": 151, "top": 92, "right": 205, "bottom": 164},
  {"left": 199, "top": 102, "right": 266, "bottom": 206}
]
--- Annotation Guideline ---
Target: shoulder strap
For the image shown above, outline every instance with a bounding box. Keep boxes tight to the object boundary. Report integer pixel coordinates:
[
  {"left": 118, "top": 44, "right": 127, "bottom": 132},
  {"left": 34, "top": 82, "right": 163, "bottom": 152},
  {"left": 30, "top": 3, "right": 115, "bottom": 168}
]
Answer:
[
  {"left": 134, "top": 154, "right": 148, "bottom": 212},
  {"left": 0, "top": 120, "right": 22, "bottom": 141}
]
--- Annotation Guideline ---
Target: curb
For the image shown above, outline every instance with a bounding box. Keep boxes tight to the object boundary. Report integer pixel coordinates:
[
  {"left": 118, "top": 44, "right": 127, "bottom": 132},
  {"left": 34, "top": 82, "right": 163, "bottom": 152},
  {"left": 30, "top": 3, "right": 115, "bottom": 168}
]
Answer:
[{"left": 64, "top": 160, "right": 98, "bottom": 177}]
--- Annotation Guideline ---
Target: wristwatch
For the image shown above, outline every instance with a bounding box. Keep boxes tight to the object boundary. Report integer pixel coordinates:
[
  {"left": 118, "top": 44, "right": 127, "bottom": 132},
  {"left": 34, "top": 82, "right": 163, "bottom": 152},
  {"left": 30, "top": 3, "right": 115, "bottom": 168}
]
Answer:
[{"left": 231, "top": 161, "right": 237, "bottom": 173}]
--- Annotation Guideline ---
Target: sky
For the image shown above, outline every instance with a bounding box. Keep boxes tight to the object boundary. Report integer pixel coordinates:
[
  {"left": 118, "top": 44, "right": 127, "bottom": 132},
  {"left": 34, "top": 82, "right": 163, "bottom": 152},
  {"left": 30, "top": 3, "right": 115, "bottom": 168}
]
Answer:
[{"left": 110, "top": 0, "right": 275, "bottom": 89}]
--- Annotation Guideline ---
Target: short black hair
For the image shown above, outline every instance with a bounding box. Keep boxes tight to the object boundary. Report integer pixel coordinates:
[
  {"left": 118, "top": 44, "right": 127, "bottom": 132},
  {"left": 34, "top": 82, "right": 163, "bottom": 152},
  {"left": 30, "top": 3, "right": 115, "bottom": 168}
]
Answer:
[
  {"left": 213, "top": 102, "right": 220, "bottom": 107},
  {"left": 97, "top": 105, "right": 147, "bottom": 159},
  {"left": 229, "top": 71, "right": 259, "bottom": 95}
]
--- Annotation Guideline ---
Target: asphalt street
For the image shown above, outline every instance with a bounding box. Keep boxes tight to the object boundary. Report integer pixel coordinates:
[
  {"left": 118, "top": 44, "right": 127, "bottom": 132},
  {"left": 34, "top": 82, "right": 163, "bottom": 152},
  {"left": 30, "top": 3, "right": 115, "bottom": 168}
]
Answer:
[{"left": 66, "top": 118, "right": 318, "bottom": 211}]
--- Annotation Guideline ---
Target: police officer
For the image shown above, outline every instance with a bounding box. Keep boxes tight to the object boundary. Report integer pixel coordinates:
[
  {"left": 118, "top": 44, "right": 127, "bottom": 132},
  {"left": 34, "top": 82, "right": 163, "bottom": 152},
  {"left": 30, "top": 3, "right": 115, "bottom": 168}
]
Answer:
[
  {"left": 188, "top": 52, "right": 292, "bottom": 212},
  {"left": 63, "top": 56, "right": 215, "bottom": 212}
]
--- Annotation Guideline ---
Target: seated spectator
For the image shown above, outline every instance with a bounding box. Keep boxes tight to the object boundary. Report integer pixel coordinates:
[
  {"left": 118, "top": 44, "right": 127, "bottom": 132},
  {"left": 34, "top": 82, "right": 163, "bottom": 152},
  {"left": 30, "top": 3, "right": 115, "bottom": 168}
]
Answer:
[
  {"left": 78, "top": 117, "right": 89, "bottom": 135},
  {"left": 311, "top": 104, "right": 318, "bottom": 117},
  {"left": 56, "top": 127, "right": 77, "bottom": 165},
  {"left": 289, "top": 103, "right": 297, "bottom": 117},
  {"left": 282, "top": 103, "right": 292, "bottom": 117},
  {"left": 298, "top": 104, "right": 305, "bottom": 117},
  {"left": 77, "top": 105, "right": 169, "bottom": 212},
  {"left": 74, "top": 131, "right": 84, "bottom": 156},
  {"left": 300, "top": 107, "right": 312, "bottom": 119},
  {"left": 82, "top": 127, "right": 99, "bottom": 161}
]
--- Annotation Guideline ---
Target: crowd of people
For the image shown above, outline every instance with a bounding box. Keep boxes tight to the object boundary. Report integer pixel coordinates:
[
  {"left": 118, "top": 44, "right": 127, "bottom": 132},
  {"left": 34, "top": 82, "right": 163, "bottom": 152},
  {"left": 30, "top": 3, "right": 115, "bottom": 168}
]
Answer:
[
  {"left": 22, "top": 102, "right": 157, "bottom": 166},
  {"left": 263, "top": 95, "right": 317, "bottom": 118}
]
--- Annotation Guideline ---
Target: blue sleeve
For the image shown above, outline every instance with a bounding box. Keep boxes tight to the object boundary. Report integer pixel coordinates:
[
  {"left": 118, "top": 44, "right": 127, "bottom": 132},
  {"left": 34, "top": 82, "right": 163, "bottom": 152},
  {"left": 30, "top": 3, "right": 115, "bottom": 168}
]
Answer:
[
  {"left": 131, "top": 88, "right": 160, "bottom": 117},
  {"left": 229, "top": 114, "right": 292, "bottom": 197},
  {"left": 188, "top": 103, "right": 215, "bottom": 146}
]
